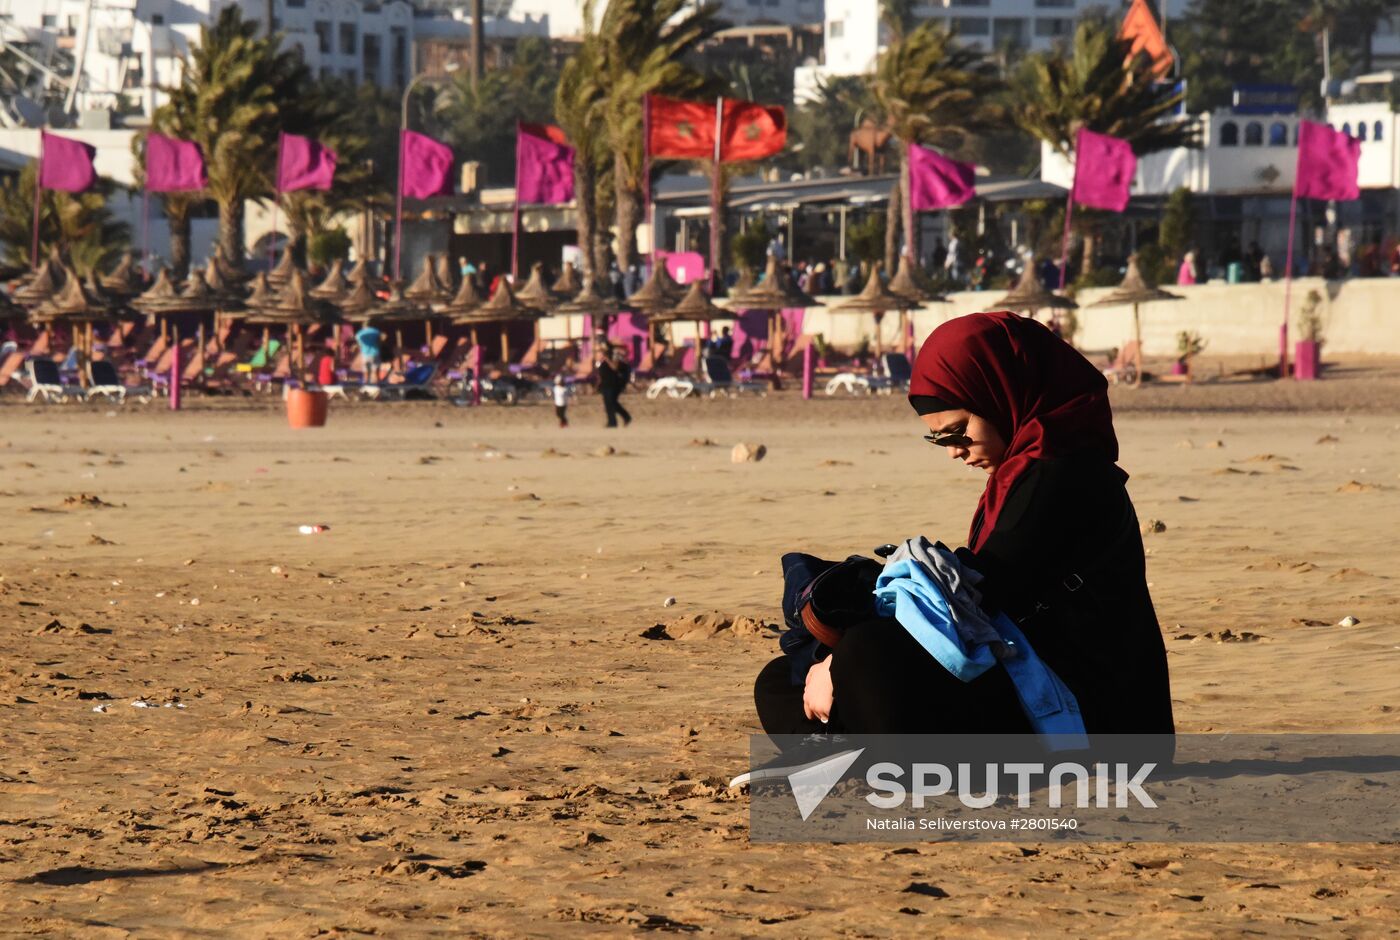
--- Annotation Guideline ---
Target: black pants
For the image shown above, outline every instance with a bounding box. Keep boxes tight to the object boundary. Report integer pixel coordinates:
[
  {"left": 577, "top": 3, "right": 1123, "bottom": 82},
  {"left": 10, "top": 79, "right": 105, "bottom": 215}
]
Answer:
[
  {"left": 754, "top": 618, "right": 1033, "bottom": 736},
  {"left": 601, "top": 391, "right": 631, "bottom": 427},
  {"left": 554, "top": 404, "right": 568, "bottom": 426}
]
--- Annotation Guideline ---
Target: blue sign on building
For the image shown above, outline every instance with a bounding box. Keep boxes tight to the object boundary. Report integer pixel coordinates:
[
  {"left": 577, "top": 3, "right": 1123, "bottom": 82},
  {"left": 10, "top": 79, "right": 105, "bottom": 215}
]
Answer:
[{"left": 1232, "top": 84, "right": 1298, "bottom": 115}]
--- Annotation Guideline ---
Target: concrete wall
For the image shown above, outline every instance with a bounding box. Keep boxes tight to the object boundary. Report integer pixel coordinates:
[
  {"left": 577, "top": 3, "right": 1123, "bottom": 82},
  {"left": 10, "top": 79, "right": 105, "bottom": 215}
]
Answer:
[{"left": 537, "top": 279, "right": 1400, "bottom": 359}]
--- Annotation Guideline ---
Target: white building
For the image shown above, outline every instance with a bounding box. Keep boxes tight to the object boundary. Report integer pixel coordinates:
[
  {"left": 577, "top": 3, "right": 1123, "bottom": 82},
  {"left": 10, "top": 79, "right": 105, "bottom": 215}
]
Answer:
[
  {"left": 798, "top": 0, "right": 1192, "bottom": 102},
  {"left": 0, "top": 0, "right": 414, "bottom": 119},
  {"left": 413, "top": 0, "right": 825, "bottom": 40}
]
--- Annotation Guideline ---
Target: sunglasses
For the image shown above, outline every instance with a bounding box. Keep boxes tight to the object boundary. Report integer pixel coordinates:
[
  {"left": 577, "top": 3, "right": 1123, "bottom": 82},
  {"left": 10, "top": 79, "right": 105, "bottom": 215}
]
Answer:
[{"left": 924, "top": 426, "right": 973, "bottom": 448}]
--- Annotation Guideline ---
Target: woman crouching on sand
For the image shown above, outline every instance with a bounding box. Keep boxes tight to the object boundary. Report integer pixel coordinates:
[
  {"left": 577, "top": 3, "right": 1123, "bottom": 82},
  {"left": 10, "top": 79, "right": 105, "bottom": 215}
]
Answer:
[{"left": 754, "top": 311, "right": 1174, "bottom": 737}]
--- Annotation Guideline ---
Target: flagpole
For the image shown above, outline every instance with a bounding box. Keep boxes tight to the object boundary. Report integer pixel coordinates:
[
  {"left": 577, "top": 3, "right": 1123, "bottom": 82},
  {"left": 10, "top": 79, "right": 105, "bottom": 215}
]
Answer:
[
  {"left": 273, "top": 132, "right": 290, "bottom": 268},
  {"left": 1057, "top": 183, "right": 1075, "bottom": 292},
  {"left": 709, "top": 96, "right": 723, "bottom": 295},
  {"left": 31, "top": 135, "right": 43, "bottom": 270},
  {"left": 1281, "top": 183, "right": 1300, "bottom": 380},
  {"left": 512, "top": 120, "right": 523, "bottom": 280},
  {"left": 642, "top": 93, "right": 652, "bottom": 270},
  {"left": 394, "top": 129, "right": 406, "bottom": 282}
]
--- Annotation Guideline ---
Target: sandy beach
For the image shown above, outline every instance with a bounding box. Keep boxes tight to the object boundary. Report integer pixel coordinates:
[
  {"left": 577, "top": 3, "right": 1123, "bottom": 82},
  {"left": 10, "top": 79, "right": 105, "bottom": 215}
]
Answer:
[{"left": 2, "top": 361, "right": 1399, "bottom": 937}]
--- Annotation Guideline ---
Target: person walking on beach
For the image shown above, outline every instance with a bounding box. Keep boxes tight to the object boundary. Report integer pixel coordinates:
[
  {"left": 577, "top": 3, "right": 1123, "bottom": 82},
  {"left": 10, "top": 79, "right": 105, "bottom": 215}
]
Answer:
[
  {"left": 552, "top": 374, "right": 571, "bottom": 428},
  {"left": 754, "top": 312, "right": 1173, "bottom": 738},
  {"left": 595, "top": 346, "right": 632, "bottom": 428}
]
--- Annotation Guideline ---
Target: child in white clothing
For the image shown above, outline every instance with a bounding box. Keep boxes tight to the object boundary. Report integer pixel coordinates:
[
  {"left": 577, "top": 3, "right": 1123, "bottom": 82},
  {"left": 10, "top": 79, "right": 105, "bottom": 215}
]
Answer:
[{"left": 552, "top": 375, "right": 571, "bottom": 428}]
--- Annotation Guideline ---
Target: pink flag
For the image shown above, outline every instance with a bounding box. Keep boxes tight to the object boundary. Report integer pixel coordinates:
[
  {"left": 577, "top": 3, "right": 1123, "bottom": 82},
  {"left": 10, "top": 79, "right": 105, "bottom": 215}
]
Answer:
[
  {"left": 908, "top": 142, "right": 976, "bottom": 210},
  {"left": 516, "top": 122, "right": 575, "bottom": 205},
  {"left": 400, "top": 130, "right": 454, "bottom": 199},
  {"left": 39, "top": 131, "right": 96, "bottom": 193},
  {"left": 1071, "top": 128, "right": 1136, "bottom": 212},
  {"left": 277, "top": 132, "right": 337, "bottom": 192},
  {"left": 146, "top": 132, "right": 206, "bottom": 192},
  {"left": 1295, "top": 120, "right": 1360, "bottom": 201}
]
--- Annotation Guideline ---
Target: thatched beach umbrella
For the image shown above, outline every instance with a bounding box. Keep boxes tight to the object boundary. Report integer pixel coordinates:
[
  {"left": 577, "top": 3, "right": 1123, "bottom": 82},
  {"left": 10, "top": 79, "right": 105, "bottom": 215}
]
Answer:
[
  {"left": 726, "top": 256, "right": 819, "bottom": 372},
  {"left": 884, "top": 257, "right": 947, "bottom": 356},
  {"left": 32, "top": 266, "right": 119, "bottom": 360},
  {"left": 403, "top": 254, "right": 452, "bottom": 309},
  {"left": 310, "top": 259, "right": 351, "bottom": 302},
  {"left": 550, "top": 262, "right": 582, "bottom": 299},
  {"left": 513, "top": 262, "right": 558, "bottom": 312},
  {"left": 651, "top": 282, "right": 738, "bottom": 372},
  {"left": 436, "top": 253, "right": 459, "bottom": 292},
  {"left": 831, "top": 264, "right": 917, "bottom": 359},
  {"left": 240, "top": 269, "right": 337, "bottom": 374},
  {"left": 440, "top": 271, "right": 486, "bottom": 321},
  {"left": 451, "top": 278, "right": 544, "bottom": 363},
  {"left": 11, "top": 258, "right": 65, "bottom": 308},
  {"left": 100, "top": 251, "right": 144, "bottom": 298},
  {"left": 346, "top": 258, "right": 383, "bottom": 291},
  {"left": 1088, "top": 254, "right": 1181, "bottom": 388},
  {"left": 266, "top": 244, "right": 300, "bottom": 287},
  {"left": 625, "top": 260, "right": 685, "bottom": 312},
  {"left": 995, "top": 262, "right": 1078, "bottom": 316},
  {"left": 0, "top": 286, "right": 26, "bottom": 324}
]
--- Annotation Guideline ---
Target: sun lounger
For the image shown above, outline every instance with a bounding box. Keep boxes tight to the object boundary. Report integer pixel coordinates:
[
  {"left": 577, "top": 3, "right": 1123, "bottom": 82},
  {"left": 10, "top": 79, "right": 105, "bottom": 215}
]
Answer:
[
  {"left": 824, "top": 352, "right": 912, "bottom": 396},
  {"left": 378, "top": 362, "right": 438, "bottom": 400},
  {"left": 0, "top": 341, "right": 23, "bottom": 389},
  {"left": 86, "top": 359, "right": 152, "bottom": 403},
  {"left": 26, "top": 358, "right": 81, "bottom": 402}
]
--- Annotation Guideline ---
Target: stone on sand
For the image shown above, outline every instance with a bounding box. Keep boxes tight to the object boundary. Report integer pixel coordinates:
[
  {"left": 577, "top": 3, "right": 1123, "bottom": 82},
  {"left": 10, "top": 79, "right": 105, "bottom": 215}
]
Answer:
[{"left": 731, "top": 442, "right": 767, "bottom": 464}]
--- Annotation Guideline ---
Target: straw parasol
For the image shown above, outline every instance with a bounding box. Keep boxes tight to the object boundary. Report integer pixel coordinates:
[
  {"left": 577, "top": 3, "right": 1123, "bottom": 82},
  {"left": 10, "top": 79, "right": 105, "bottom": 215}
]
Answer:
[
  {"left": 346, "top": 257, "right": 383, "bottom": 290},
  {"left": 436, "top": 253, "right": 459, "bottom": 292},
  {"left": 555, "top": 278, "right": 614, "bottom": 316},
  {"left": 440, "top": 271, "right": 486, "bottom": 321},
  {"left": 1088, "top": 254, "right": 1181, "bottom": 388},
  {"left": 32, "top": 266, "right": 119, "bottom": 359},
  {"left": 266, "top": 243, "right": 300, "bottom": 287},
  {"left": 624, "top": 260, "right": 686, "bottom": 312},
  {"left": 10, "top": 258, "right": 65, "bottom": 308},
  {"left": 403, "top": 254, "right": 452, "bottom": 308},
  {"left": 550, "top": 262, "right": 582, "bottom": 298},
  {"left": 887, "top": 255, "right": 947, "bottom": 305},
  {"left": 513, "top": 262, "right": 558, "bottom": 311},
  {"left": 723, "top": 256, "right": 818, "bottom": 377},
  {"left": 240, "top": 269, "right": 336, "bottom": 374},
  {"left": 995, "top": 262, "right": 1078, "bottom": 315},
  {"left": 451, "top": 278, "right": 545, "bottom": 363},
  {"left": 727, "top": 267, "right": 757, "bottom": 305},
  {"left": 130, "top": 267, "right": 182, "bottom": 316},
  {"left": 175, "top": 269, "right": 221, "bottom": 314},
  {"left": 651, "top": 282, "right": 738, "bottom": 372},
  {"left": 310, "top": 258, "right": 351, "bottom": 301},
  {"left": 100, "top": 251, "right": 144, "bottom": 297},
  {"left": 831, "top": 264, "right": 918, "bottom": 359}
]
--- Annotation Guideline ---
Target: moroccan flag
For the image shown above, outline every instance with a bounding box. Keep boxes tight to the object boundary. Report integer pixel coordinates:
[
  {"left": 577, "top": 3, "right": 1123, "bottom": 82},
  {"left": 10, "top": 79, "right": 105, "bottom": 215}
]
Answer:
[
  {"left": 908, "top": 142, "right": 976, "bottom": 210},
  {"left": 400, "top": 130, "right": 454, "bottom": 199},
  {"left": 146, "top": 133, "right": 206, "bottom": 192},
  {"left": 1294, "top": 120, "right": 1360, "bottom": 201},
  {"left": 1071, "top": 128, "right": 1136, "bottom": 212},
  {"left": 1119, "top": 0, "right": 1173, "bottom": 79},
  {"left": 516, "top": 122, "right": 575, "bottom": 204},
  {"left": 277, "top": 132, "right": 337, "bottom": 192},
  {"left": 39, "top": 131, "right": 96, "bottom": 193},
  {"left": 647, "top": 96, "right": 717, "bottom": 159},
  {"left": 721, "top": 99, "right": 786, "bottom": 162}
]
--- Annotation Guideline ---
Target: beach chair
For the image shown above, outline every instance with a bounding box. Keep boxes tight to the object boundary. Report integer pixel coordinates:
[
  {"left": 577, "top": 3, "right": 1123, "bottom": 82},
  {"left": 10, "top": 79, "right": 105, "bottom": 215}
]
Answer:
[
  {"left": 25, "top": 358, "right": 80, "bottom": 402},
  {"left": 85, "top": 360, "right": 133, "bottom": 402},
  {"left": 701, "top": 355, "right": 766, "bottom": 398},
  {"left": 379, "top": 362, "right": 438, "bottom": 400},
  {"left": 645, "top": 375, "right": 696, "bottom": 399},
  {"left": 824, "top": 352, "right": 910, "bottom": 396}
]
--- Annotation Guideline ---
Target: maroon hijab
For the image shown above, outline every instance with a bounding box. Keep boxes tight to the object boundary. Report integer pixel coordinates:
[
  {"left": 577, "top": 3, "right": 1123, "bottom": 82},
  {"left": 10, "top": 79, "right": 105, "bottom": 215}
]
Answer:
[{"left": 909, "top": 311, "right": 1124, "bottom": 550}]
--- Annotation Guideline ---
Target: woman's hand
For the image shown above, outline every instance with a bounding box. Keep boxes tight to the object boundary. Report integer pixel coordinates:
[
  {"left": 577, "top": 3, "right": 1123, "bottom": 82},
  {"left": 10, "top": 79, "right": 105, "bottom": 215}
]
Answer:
[{"left": 803, "top": 656, "right": 834, "bottom": 724}]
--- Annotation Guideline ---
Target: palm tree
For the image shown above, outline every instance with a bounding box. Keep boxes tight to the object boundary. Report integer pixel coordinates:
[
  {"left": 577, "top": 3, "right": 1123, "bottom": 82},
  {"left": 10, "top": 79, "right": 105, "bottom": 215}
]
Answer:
[
  {"left": 1013, "top": 18, "right": 1195, "bottom": 159},
  {"left": 1013, "top": 16, "right": 1197, "bottom": 274},
  {"left": 872, "top": 19, "right": 1004, "bottom": 273},
  {"left": 0, "top": 162, "right": 130, "bottom": 275},
  {"left": 162, "top": 6, "right": 309, "bottom": 266},
  {"left": 556, "top": 26, "right": 607, "bottom": 285},
  {"left": 595, "top": 0, "right": 726, "bottom": 273}
]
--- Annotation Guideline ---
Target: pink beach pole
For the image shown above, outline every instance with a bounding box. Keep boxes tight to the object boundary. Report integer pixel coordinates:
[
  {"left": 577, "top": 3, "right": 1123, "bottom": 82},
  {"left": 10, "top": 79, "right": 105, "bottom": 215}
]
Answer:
[
  {"left": 170, "top": 336, "right": 181, "bottom": 411},
  {"left": 472, "top": 344, "right": 482, "bottom": 406},
  {"left": 801, "top": 340, "right": 814, "bottom": 400}
]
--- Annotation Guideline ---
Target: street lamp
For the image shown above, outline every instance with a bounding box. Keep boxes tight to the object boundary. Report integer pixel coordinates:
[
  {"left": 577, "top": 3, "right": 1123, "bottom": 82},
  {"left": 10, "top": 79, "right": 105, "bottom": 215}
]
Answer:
[{"left": 394, "top": 60, "right": 459, "bottom": 280}]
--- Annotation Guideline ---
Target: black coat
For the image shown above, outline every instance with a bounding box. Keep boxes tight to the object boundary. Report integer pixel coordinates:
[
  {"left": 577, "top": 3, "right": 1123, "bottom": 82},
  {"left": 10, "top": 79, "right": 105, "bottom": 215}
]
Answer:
[{"left": 958, "top": 454, "right": 1175, "bottom": 734}]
